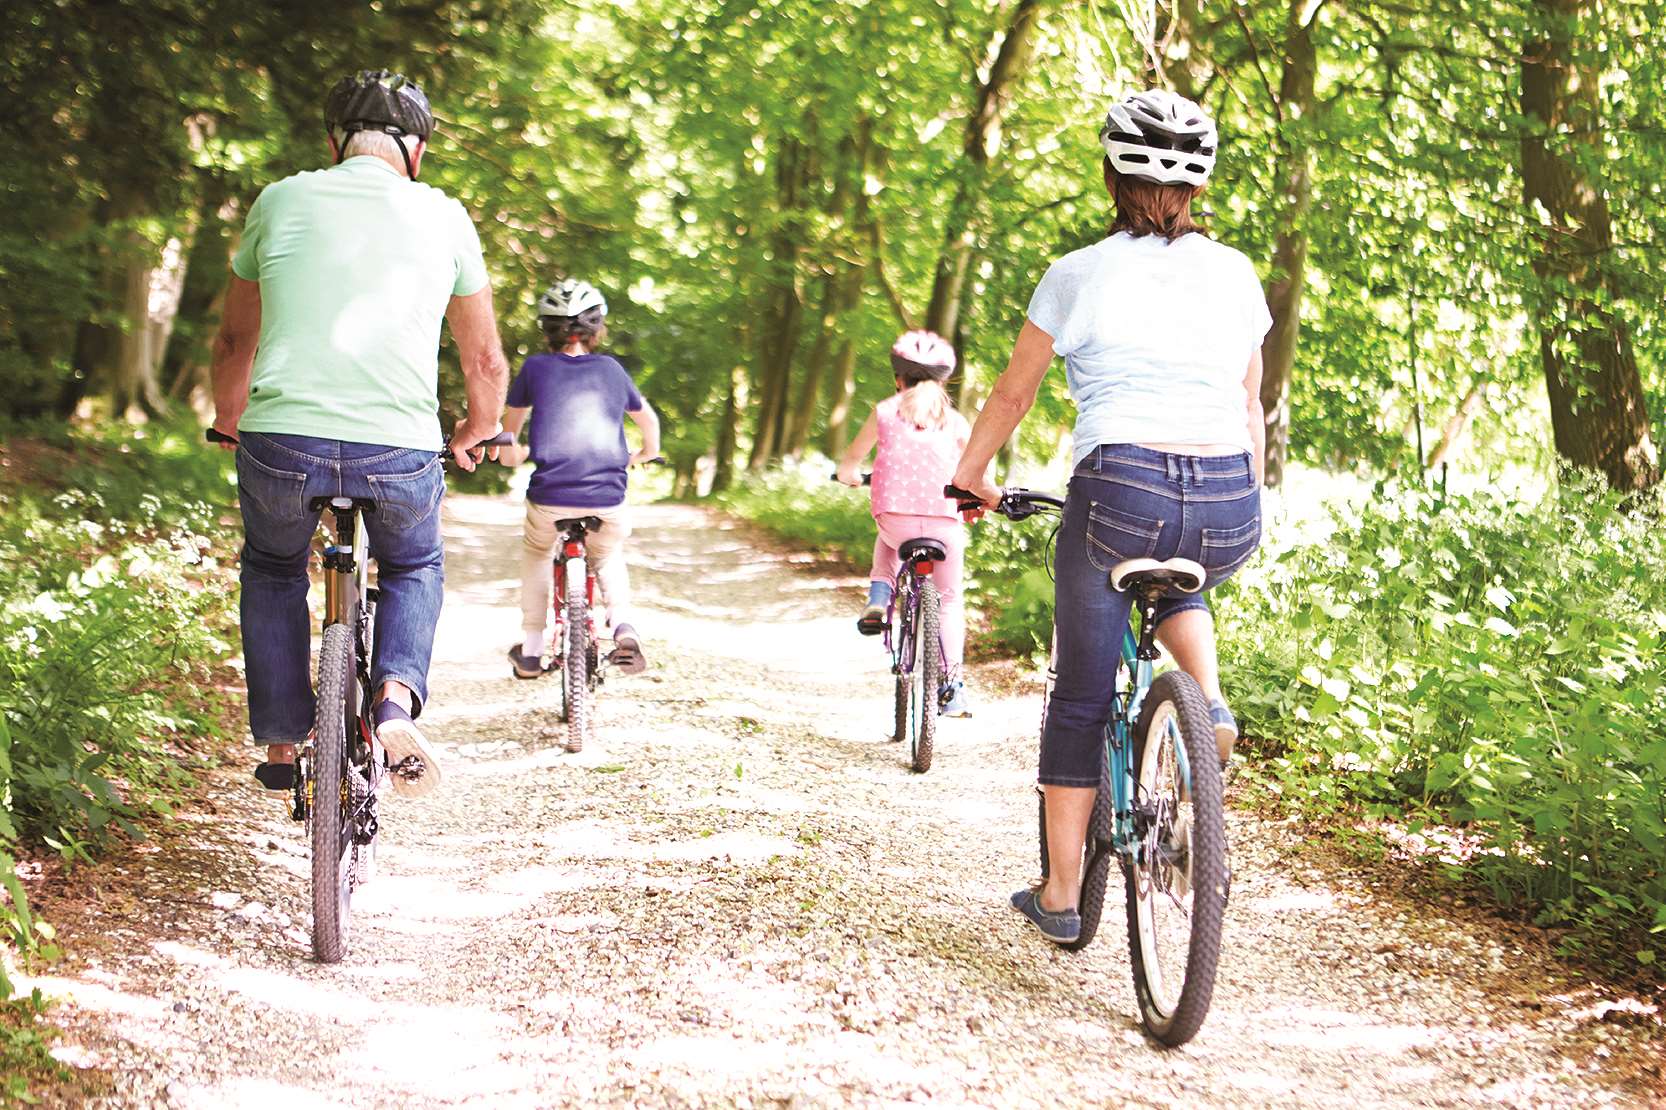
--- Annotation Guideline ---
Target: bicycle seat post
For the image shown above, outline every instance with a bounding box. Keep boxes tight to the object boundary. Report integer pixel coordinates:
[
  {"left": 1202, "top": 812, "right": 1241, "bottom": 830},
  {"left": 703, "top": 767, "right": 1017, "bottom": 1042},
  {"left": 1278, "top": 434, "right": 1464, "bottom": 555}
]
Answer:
[{"left": 1134, "top": 588, "right": 1163, "bottom": 662}]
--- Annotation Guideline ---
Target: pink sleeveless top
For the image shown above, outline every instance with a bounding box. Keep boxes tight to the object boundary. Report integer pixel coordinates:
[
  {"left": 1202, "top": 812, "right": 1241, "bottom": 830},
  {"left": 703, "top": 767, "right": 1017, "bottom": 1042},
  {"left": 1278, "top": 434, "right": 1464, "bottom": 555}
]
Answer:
[{"left": 870, "top": 394, "right": 969, "bottom": 520}]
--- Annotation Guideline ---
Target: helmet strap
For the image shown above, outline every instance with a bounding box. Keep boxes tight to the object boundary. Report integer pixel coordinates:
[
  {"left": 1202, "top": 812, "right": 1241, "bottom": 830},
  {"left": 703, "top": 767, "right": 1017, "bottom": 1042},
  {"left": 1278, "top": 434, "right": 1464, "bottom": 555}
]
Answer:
[{"left": 392, "top": 133, "right": 417, "bottom": 181}]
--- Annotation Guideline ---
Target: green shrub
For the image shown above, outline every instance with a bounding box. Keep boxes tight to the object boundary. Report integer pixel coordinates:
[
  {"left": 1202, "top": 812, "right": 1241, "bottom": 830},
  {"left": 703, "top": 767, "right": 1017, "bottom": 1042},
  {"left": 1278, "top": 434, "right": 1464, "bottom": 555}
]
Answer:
[
  {"left": 1220, "top": 478, "right": 1666, "bottom": 966},
  {"left": 0, "top": 418, "right": 237, "bottom": 1054}
]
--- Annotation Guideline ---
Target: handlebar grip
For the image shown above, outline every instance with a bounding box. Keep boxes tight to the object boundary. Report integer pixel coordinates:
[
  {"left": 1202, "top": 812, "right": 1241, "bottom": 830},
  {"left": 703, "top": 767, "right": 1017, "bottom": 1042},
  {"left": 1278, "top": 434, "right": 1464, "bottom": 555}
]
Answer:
[
  {"left": 828, "top": 472, "right": 872, "bottom": 486},
  {"left": 944, "top": 484, "right": 977, "bottom": 501},
  {"left": 474, "top": 431, "right": 517, "bottom": 448},
  {"left": 205, "top": 428, "right": 238, "bottom": 446}
]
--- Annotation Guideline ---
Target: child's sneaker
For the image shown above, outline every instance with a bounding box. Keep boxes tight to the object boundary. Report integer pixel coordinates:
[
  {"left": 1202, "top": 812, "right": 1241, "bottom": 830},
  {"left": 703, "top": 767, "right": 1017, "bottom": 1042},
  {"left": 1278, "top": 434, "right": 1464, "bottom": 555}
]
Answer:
[
  {"left": 939, "top": 668, "right": 972, "bottom": 717},
  {"left": 508, "top": 644, "right": 545, "bottom": 680},
  {"left": 857, "top": 580, "right": 893, "bottom": 636}
]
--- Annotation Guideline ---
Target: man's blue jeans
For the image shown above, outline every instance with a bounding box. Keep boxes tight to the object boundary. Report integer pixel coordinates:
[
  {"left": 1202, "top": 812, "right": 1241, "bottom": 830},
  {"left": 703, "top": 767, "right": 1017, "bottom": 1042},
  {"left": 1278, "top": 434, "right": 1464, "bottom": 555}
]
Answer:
[
  {"left": 236, "top": 432, "right": 446, "bottom": 744},
  {"left": 1039, "top": 444, "right": 1262, "bottom": 787}
]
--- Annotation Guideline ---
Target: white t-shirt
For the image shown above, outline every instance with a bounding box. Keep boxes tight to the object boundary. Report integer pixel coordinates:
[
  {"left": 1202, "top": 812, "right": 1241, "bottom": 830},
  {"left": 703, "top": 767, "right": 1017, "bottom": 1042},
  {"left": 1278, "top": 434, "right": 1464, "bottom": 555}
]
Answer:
[{"left": 1026, "top": 231, "right": 1272, "bottom": 468}]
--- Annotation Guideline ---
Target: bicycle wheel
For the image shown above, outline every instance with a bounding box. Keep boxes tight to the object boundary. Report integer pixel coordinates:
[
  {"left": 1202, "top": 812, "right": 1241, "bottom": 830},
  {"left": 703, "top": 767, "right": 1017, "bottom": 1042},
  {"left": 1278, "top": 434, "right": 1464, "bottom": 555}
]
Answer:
[
  {"left": 1124, "top": 669, "right": 1227, "bottom": 1046},
  {"left": 910, "top": 582, "right": 940, "bottom": 773},
  {"left": 311, "top": 623, "right": 355, "bottom": 964},
  {"left": 562, "top": 558, "right": 589, "bottom": 753},
  {"left": 891, "top": 581, "right": 913, "bottom": 744}
]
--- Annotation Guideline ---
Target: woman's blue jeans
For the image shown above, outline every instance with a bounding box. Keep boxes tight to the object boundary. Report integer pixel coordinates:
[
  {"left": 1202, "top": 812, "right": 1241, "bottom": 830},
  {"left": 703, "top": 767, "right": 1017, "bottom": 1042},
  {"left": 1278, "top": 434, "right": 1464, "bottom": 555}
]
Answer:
[
  {"left": 236, "top": 432, "right": 446, "bottom": 744},
  {"left": 1038, "top": 445, "right": 1262, "bottom": 787}
]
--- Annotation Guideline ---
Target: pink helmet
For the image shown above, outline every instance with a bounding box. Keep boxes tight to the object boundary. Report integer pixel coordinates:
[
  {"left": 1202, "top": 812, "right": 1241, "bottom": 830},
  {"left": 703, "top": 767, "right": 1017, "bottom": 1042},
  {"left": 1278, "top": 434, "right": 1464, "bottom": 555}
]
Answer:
[{"left": 890, "top": 329, "right": 956, "bottom": 380}]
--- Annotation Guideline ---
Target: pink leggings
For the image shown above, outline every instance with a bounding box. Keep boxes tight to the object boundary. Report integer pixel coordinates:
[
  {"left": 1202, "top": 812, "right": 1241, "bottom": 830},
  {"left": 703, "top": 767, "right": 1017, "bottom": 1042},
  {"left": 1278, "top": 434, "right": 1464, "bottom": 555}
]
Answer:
[{"left": 870, "top": 512, "right": 966, "bottom": 668}]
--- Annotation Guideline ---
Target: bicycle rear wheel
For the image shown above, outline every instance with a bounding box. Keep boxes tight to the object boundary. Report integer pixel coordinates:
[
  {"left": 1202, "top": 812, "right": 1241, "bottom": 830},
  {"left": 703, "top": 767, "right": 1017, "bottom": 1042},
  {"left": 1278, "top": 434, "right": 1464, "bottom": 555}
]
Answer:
[
  {"left": 891, "top": 581, "right": 913, "bottom": 744},
  {"left": 910, "top": 582, "right": 940, "bottom": 773},
  {"left": 562, "top": 558, "right": 589, "bottom": 753},
  {"left": 1124, "top": 669, "right": 1227, "bottom": 1046},
  {"left": 311, "top": 623, "right": 355, "bottom": 963}
]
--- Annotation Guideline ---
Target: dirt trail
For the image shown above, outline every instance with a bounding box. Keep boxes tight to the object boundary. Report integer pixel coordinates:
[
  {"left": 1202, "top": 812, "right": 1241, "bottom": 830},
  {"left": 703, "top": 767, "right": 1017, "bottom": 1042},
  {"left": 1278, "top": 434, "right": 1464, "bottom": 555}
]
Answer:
[{"left": 25, "top": 496, "right": 1664, "bottom": 1107}]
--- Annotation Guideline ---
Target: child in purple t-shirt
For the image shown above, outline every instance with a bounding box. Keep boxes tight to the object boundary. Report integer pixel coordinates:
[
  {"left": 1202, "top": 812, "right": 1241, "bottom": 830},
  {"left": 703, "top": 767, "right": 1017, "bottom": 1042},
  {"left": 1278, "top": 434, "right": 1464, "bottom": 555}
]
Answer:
[{"left": 498, "top": 280, "right": 660, "bottom": 689}]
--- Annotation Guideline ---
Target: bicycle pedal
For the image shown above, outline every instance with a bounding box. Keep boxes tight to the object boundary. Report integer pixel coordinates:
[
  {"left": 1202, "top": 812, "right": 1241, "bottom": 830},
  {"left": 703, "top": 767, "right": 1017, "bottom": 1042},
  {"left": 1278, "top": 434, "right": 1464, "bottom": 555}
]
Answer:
[{"left": 389, "top": 755, "right": 426, "bottom": 783}]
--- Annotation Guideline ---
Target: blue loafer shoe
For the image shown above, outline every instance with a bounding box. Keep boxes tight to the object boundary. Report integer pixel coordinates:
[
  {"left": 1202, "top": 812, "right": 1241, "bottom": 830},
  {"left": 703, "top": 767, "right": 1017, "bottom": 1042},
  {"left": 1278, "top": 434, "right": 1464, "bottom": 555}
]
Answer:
[
  {"left": 1010, "top": 887, "right": 1081, "bottom": 944},
  {"left": 1209, "top": 699, "right": 1238, "bottom": 769}
]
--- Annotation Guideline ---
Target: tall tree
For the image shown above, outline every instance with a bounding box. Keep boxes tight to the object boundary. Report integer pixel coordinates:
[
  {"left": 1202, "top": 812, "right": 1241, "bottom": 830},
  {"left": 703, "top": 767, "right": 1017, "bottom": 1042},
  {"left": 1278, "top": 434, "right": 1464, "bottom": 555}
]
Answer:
[{"left": 1519, "top": 0, "right": 1658, "bottom": 489}]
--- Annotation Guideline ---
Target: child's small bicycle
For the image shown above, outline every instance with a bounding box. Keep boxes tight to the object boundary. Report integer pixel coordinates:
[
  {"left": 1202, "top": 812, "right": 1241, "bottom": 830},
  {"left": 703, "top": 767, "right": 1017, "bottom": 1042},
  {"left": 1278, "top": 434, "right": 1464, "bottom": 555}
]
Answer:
[
  {"left": 947, "top": 483, "right": 1229, "bottom": 1047},
  {"left": 836, "top": 473, "right": 952, "bottom": 773}
]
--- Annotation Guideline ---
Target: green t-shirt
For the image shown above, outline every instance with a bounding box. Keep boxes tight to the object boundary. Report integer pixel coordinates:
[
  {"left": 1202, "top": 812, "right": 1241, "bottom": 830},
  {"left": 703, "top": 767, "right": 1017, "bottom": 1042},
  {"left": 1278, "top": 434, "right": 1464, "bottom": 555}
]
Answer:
[{"left": 231, "top": 156, "right": 489, "bottom": 451}]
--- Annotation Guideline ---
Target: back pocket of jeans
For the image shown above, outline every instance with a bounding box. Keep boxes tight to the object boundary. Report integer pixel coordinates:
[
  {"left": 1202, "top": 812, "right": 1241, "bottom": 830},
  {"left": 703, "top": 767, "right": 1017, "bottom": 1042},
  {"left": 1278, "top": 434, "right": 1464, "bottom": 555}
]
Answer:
[
  {"left": 366, "top": 457, "right": 444, "bottom": 531},
  {"left": 1200, "top": 515, "right": 1261, "bottom": 578},
  {"left": 1085, "top": 501, "right": 1162, "bottom": 572},
  {"left": 236, "top": 449, "right": 307, "bottom": 521}
]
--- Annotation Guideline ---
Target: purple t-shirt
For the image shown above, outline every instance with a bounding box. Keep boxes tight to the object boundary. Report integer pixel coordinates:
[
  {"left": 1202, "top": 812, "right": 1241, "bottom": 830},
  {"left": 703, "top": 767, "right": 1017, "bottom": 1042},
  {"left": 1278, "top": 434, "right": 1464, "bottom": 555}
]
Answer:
[{"left": 506, "top": 353, "right": 644, "bottom": 508}]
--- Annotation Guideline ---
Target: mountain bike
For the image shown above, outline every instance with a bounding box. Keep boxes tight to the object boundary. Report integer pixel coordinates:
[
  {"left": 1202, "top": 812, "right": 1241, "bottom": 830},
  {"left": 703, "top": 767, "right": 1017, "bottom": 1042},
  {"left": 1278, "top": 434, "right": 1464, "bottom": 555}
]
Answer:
[
  {"left": 834, "top": 473, "right": 948, "bottom": 773},
  {"left": 210, "top": 427, "right": 509, "bottom": 963},
  {"left": 947, "top": 483, "right": 1229, "bottom": 1046}
]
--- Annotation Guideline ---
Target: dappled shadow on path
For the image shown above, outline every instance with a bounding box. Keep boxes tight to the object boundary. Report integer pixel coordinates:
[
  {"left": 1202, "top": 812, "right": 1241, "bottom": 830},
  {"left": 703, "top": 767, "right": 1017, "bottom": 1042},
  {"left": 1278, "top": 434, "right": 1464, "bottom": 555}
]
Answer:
[{"left": 24, "top": 497, "right": 1664, "bottom": 1107}]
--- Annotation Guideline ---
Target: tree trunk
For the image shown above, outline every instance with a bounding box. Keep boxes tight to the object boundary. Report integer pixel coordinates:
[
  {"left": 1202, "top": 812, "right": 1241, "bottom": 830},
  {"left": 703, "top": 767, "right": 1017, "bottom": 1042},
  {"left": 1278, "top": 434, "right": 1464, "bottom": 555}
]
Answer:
[
  {"left": 1258, "top": 3, "right": 1317, "bottom": 489},
  {"left": 713, "top": 361, "right": 743, "bottom": 493},
  {"left": 923, "top": 0, "right": 1042, "bottom": 344},
  {"left": 748, "top": 134, "right": 813, "bottom": 470},
  {"left": 1520, "top": 0, "right": 1657, "bottom": 490},
  {"left": 783, "top": 274, "right": 837, "bottom": 459}
]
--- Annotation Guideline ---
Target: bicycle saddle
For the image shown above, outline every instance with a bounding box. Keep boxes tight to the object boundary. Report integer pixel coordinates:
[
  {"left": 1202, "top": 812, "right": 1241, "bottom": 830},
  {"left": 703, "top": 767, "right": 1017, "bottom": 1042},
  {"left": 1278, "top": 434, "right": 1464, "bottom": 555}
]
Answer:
[
  {"left": 309, "top": 496, "right": 377, "bottom": 513},
  {"left": 899, "top": 538, "right": 948, "bottom": 563},
  {"left": 555, "top": 515, "right": 605, "bottom": 535},
  {"left": 1110, "top": 557, "right": 1206, "bottom": 595}
]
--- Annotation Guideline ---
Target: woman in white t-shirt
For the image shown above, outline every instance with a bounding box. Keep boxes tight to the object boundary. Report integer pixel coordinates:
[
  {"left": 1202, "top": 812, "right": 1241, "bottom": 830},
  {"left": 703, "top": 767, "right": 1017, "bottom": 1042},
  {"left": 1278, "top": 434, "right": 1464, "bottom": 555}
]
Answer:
[{"left": 951, "top": 90, "right": 1271, "bottom": 946}]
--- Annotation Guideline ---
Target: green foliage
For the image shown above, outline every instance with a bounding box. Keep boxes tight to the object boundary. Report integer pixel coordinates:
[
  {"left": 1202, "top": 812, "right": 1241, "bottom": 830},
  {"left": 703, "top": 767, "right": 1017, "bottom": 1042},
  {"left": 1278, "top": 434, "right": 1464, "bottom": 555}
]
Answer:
[
  {"left": 0, "top": 422, "right": 236, "bottom": 1059},
  {"left": 1220, "top": 480, "right": 1666, "bottom": 965},
  {"left": 0, "top": 991, "right": 65, "bottom": 1103}
]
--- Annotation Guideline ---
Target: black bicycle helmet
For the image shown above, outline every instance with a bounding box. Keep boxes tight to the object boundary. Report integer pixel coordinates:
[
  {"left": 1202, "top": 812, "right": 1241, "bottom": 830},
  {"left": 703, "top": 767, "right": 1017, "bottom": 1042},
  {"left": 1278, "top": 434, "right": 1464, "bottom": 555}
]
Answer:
[{"left": 324, "top": 70, "right": 434, "bottom": 178}]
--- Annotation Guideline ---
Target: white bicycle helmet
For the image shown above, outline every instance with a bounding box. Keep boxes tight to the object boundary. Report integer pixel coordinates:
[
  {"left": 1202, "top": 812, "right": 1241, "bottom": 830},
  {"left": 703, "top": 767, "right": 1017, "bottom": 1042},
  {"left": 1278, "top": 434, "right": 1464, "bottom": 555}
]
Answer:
[
  {"left": 537, "top": 279, "right": 608, "bottom": 321},
  {"left": 890, "top": 329, "right": 956, "bottom": 380},
  {"left": 1099, "top": 90, "right": 1217, "bottom": 187}
]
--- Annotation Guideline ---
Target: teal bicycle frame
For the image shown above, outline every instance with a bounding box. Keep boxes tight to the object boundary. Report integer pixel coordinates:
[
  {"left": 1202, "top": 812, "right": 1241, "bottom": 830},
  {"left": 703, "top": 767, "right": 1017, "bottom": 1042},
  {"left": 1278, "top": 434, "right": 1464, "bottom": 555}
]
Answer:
[{"left": 1106, "top": 624, "right": 1193, "bottom": 860}]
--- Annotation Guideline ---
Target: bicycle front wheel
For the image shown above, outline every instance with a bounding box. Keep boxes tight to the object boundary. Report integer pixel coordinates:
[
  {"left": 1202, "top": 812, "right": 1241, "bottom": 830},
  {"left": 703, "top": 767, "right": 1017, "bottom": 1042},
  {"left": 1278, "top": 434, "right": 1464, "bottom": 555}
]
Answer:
[
  {"left": 562, "top": 558, "right": 589, "bottom": 753},
  {"left": 1124, "top": 669, "right": 1228, "bottom": 1046},
  {"left": 311, "top": 623, "right": 355, "bottom": 964},
  {"left": 910, "top": 582, "right": 940, "bottom": 773}
]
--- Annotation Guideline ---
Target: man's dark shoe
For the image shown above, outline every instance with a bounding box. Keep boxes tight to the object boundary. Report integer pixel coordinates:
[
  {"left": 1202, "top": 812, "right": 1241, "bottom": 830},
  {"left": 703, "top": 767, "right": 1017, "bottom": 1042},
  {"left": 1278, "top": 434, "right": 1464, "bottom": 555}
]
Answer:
[
  {"left": 1010, "top": 886, "right": 1082, "bottom": 944},
  {"left": 254, "top": 762, "right": 296, "bottom": 791},
  {"left": 508, "top": 644, "right": 545, "bottom": 680}
]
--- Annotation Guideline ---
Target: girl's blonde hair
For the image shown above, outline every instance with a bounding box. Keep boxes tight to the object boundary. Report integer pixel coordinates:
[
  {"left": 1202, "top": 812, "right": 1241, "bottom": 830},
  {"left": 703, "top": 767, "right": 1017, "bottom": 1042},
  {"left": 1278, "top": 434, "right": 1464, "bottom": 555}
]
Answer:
[{"left": 896, "top": 379, "right": 953, "bottom": 431}]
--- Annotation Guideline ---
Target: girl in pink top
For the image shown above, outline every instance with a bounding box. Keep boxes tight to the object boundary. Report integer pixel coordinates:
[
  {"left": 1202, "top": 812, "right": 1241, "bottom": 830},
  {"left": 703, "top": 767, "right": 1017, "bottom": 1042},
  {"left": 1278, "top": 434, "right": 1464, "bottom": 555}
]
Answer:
[{"left": 836, "top": 330, "right": 975, "bottom": 716}]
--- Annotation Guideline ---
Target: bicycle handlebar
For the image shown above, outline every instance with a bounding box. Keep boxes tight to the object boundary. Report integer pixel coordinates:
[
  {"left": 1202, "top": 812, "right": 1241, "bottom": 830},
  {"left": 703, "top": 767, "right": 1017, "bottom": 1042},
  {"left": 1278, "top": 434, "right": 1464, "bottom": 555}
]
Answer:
[
  {"left": 943, "top": 484, "right": 1065, "bottom": 521},
  {"left": 206, "top": 428, "right": 238, "bottom": 446},
  {"left": 830, "top": 471, "right": 872, "bottom": 486}
]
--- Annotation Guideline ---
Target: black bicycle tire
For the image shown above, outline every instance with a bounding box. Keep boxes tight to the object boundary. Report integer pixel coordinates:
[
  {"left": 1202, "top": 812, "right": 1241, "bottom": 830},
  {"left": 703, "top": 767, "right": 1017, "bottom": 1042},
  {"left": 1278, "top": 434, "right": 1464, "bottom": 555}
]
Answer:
[
  {"left": 312, "top": 623, "right": 354, "bottom": 964},
  {"left": 892, "top": 581, "right": 912, "bottom": 744},
  {"left": 1123, "top": 669, "right": 1227, "bottom": 1046},
  {"left": 911, "top": 582, "right": 940, "bottom": 773},
  {"left": 563, "top": 559, "right": 589, "bottom": 752}
]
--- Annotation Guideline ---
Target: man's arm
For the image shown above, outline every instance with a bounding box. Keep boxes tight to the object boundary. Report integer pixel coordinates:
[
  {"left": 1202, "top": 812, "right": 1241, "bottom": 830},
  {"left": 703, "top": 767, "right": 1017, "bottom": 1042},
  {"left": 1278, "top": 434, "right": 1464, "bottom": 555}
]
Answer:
[
  {"left": 210, "top": 276, "right": 262, "bottom": 445},
  {"left": 445, "top": 286, "right": 510, "bottom": 471},
  {"left": 627, "top": 401, "right": 661, "bottom": 465}
]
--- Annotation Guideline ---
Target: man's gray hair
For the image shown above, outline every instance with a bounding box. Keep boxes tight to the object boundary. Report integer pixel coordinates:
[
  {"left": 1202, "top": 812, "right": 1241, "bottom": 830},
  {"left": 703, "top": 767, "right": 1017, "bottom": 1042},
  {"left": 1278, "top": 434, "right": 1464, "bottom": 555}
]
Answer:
[{"left": 336, "top": 128, "right": 416, "bottom": 166}]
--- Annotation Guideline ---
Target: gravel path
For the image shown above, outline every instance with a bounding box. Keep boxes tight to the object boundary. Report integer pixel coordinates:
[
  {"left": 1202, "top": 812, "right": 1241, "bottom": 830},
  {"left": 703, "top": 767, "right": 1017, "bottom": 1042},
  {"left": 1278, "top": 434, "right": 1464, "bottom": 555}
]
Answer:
[{"left": 25, "top": 496, "right": 1665, "bottom": 1107}]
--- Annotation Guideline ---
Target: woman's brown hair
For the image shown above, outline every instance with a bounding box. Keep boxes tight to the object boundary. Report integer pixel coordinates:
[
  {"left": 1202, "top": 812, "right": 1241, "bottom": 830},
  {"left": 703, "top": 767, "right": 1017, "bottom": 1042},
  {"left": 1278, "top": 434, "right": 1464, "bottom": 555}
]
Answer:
[{"left": 1104, "top": 158, "right": 1203, "bottom": 242}]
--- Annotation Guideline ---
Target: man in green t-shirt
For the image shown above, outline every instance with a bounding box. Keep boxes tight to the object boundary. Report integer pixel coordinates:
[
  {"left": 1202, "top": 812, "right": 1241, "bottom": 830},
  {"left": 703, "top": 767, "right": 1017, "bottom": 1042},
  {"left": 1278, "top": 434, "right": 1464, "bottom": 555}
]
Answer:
[{"left": 210, "top": 70, "right": 508, "bottom": 800}]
